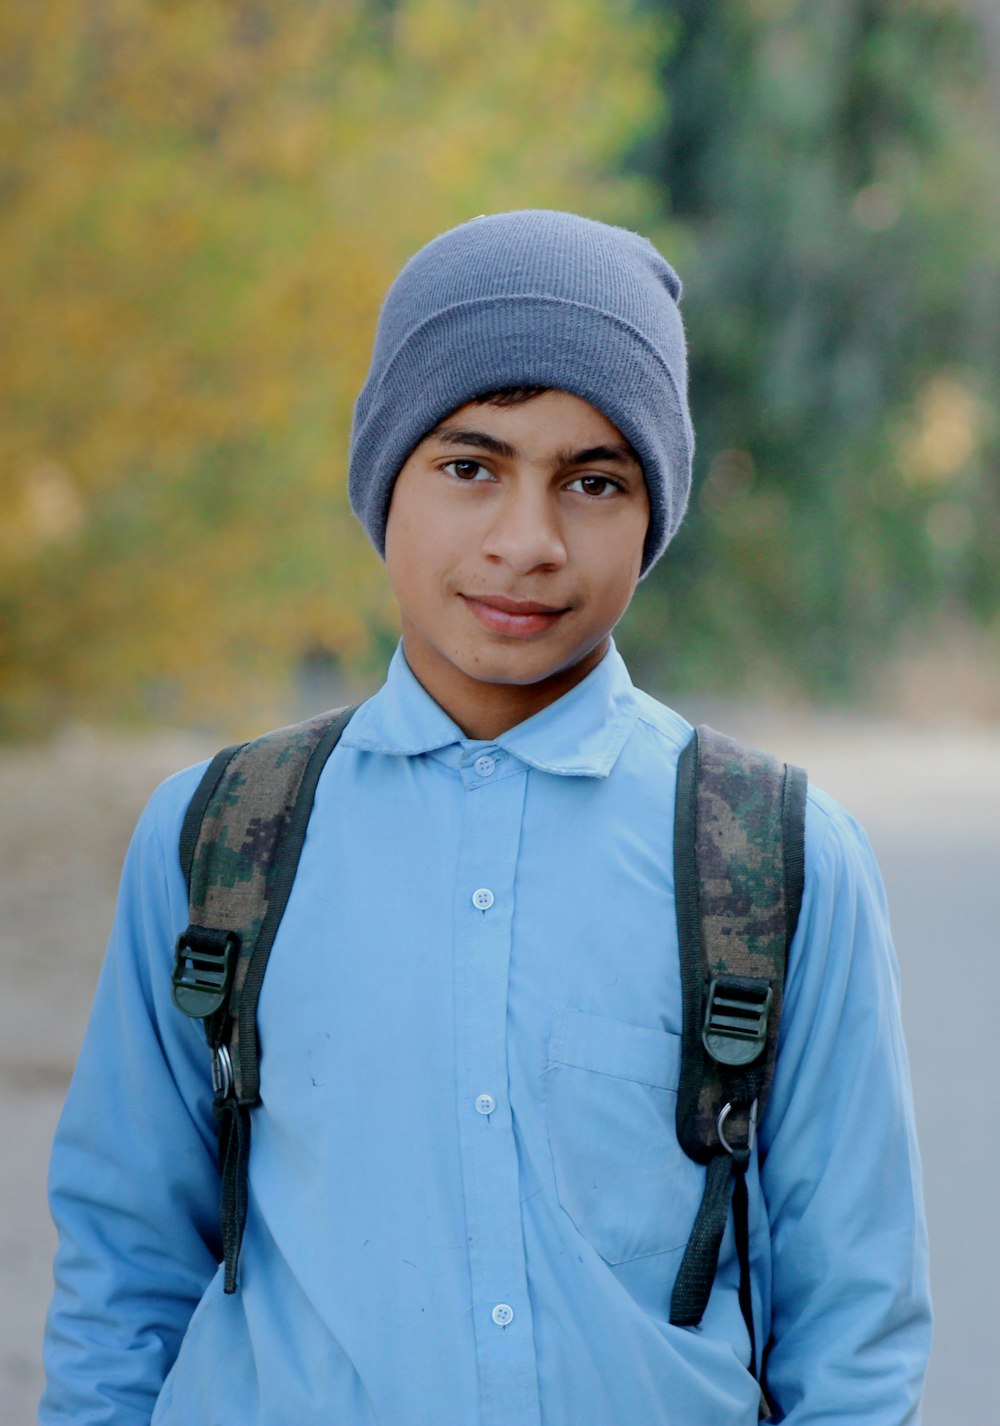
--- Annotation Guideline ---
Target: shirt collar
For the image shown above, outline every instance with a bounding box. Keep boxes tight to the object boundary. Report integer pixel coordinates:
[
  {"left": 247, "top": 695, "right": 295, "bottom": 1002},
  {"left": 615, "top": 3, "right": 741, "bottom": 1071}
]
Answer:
[{"left": 342, "top": 639, "right": 639, "bottom": 779}]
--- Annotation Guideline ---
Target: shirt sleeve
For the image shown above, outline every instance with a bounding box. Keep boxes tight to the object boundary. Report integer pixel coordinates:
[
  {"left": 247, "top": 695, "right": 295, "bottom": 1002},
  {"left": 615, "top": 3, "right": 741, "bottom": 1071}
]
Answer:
[
  {"left": 759, "top": 791, "right": 932, "bottom": 1423},
  {"left": 41, "top": 763, "right": 222, "bottom": 1426}
]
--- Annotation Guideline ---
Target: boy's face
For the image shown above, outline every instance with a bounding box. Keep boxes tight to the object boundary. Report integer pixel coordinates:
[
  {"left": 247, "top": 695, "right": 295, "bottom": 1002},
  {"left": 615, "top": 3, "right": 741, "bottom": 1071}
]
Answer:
[{"left": 384, "top": 389, "right": 650, "bottom": 736}]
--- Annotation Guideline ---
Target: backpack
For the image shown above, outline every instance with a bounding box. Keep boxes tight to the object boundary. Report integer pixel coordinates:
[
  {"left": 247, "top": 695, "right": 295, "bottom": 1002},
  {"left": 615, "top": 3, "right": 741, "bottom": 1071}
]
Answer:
[{"left": 172, "top": 710, "right": 806, "bottom": 1383}]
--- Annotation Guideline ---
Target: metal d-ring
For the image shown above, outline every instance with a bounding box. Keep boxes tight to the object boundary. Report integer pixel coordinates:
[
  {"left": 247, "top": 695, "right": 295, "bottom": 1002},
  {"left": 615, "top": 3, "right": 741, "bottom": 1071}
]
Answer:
[
  {"left": 211, "top": 1043, "right": 234, "bottom": 1100},
  {"left": 717, "top": 1098, "right": 759, "bottom": 1155}
]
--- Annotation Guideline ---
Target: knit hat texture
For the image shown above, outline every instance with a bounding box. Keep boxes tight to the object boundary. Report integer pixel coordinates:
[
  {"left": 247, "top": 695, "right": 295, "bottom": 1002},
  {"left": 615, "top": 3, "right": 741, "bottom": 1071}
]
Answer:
[{"left": 348, "top": 209, "right": 693, "bottom": 575}]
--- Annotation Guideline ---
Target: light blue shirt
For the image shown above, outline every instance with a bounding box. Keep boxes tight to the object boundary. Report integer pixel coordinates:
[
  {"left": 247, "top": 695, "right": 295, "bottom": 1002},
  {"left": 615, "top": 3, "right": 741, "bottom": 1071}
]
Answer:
[{"left": 42, "top": 643, "right": 930, "bottom": 1424}]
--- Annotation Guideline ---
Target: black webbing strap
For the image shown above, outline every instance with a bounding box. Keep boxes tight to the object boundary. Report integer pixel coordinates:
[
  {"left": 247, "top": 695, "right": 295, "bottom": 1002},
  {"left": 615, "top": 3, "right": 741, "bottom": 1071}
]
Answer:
[
  {"left": 216, "top": 1100, "right": 251, "bottom": 1295},
  {"left": 670, "top": 1148, "right": 758, "bottom": 1373},
  {"left": 732, "top": 1154, "right": 756, "bottom": 1378},
  {"left": 669, "top": 1153, "right": 737, "bottom": 1326}
]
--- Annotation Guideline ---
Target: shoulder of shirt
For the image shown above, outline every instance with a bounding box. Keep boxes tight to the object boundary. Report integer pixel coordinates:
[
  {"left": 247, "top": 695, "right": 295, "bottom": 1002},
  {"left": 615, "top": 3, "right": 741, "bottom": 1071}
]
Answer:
[
  {"left": 628, "top": 686, "right": 695, "bottom": 757},
  {"left": 627, "top": 686, "right": 874, "bottom": 875},
  {"left": 802, "top": 780, "right": 880, "bottom": 886},
  {"left": 131, "top": 757, "right": 214, "bottom": 858}
]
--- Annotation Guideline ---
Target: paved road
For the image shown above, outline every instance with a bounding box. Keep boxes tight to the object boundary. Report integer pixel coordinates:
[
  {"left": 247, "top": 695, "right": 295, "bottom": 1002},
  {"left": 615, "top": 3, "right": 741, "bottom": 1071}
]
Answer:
[
  {"left": 712, "top": 707, "right": 999, "bottom": 1426},
  {"left": 2, "top": 715, "right": 997, "bottom": 1423}
]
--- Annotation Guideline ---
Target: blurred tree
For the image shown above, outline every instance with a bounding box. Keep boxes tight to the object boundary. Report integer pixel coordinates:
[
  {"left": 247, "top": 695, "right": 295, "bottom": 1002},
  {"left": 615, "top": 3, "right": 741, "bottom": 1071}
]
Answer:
[
  {"left": 623, "top": 0, "right": 1000, "bottom": 702},
  {"left": 5, "top": 0, "right": 997, "bottom": 733},
  {"left": 0, "top": 0, "right": 668, "bottom": 735}
]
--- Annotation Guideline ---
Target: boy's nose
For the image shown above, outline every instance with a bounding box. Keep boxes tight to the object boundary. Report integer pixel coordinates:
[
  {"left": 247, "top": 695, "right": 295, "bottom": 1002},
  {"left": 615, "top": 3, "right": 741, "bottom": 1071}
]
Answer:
[{"left": 479, "top": 487, "right": 568, "bottom": 574}]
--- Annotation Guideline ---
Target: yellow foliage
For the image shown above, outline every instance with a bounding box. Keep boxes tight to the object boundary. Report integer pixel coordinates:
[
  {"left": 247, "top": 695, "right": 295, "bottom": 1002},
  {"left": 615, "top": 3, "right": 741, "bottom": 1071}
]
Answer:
[
  {"left": 0, "top": 0, "right": 670, "bottom": 735},
  {"left": 899, "top": 374, "right": 986, "bottom": 487}
]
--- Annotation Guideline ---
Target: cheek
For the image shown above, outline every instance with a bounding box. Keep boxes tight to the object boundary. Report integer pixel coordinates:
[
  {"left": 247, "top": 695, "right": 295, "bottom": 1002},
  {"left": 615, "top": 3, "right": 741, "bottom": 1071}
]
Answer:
[
  {"left": 386, "top": 501, "right": 461, "bottom": 625},
  {"left": 385, "top": 480, "right": 427, "bottom": 588},
  {"left": 605, "top": 567, "right": 641, "bottom": 623},
  {"left": 590, "top": 518, "right": 647, "bottom": 608},
  {"left": 386, "top": 471, "right": 468, "bottom": 569},
  {"left": 385, "top": 524, "right": 424, "bottom": 619}
]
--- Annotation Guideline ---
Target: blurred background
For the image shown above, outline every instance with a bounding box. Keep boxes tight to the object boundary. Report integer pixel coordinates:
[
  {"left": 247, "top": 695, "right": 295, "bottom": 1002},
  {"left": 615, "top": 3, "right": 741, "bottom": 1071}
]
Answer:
[{"left": 2, "top": 1, "right": 998, "bottom": 1421}]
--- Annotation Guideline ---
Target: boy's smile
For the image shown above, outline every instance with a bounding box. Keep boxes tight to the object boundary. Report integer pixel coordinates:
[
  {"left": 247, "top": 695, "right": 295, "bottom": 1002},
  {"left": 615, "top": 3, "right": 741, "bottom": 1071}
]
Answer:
[
  {"left": 384, "top": 389, "right": 650, "bottom": 738},
  {"left": 460, "top": 591, "right": 567, "bottom": 638}
]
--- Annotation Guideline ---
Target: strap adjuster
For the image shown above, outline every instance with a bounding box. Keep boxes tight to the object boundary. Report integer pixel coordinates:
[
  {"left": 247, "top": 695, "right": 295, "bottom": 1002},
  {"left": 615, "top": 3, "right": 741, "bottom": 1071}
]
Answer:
[
  {"left": 702, "top": 976, "right": 772, "bottom": 1066},
  {"left": 172, "top": 926, "right": 239, "bottom": 1019}
]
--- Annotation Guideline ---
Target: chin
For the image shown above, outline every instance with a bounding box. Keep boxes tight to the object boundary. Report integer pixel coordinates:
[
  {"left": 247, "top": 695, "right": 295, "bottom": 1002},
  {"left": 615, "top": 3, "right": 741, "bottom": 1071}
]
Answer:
[
  {"left": 460, "top": 661, "right": 552, "bottom": 689},
  {"left": 459, "top": 646, "right": 588, "bottom": 690}
]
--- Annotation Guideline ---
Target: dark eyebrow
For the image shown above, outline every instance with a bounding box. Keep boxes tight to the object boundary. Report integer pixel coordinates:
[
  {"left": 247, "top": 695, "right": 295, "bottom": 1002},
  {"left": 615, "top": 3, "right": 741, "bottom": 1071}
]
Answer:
[
  {"left": 424, "top": 424, "right": 642, "bottom": 471},
  {"left": 427, "top": 426, "right": 519, "bottom": 459},
  {"left": 565, "top": 443, "right": 641, "bottom": 470}
]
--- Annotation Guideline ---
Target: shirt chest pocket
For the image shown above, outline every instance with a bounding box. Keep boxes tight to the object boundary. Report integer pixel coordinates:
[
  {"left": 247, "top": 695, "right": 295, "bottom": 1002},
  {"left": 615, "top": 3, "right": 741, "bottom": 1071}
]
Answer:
[{"left": 543, "top": 1006, "right": 704, "bottom": 1265}]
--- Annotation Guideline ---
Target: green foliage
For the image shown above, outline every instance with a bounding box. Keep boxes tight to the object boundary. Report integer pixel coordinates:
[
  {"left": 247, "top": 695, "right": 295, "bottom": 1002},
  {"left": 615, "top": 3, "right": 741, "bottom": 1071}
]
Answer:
[
  {"left": 0, "top": 0, "right": 669, "bottom": 735},
  {"left": 621, "top": 0, "right": 1000, "bottom": 701},
  {"left": 3, "top": 0, "right": 997, "bottom": 732}
]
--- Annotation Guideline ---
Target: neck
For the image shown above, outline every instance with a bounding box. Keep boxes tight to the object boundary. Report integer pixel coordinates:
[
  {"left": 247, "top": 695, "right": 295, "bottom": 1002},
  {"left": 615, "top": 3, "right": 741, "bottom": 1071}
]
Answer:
[{"left": 401, "top": 638, "right": 609, "bottom": 740}]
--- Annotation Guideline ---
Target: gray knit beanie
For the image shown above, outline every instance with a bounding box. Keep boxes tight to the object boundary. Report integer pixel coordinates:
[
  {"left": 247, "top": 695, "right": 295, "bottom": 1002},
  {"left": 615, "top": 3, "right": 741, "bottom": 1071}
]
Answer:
[{"left": 348, "top": 209, "right": 693, "bottom": 575}]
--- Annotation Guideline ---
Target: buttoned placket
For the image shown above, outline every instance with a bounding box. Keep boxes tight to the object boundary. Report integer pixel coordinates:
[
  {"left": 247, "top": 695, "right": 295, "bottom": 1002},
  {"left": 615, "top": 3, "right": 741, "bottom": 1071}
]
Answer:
[{"left": 453, "top": 750, "right": 541, "bottom": 1426}]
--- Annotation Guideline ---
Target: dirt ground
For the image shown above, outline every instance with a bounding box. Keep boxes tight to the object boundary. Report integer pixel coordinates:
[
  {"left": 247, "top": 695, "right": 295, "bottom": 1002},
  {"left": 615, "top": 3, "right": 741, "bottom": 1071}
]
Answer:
[
  {"left": 0, "top": 727, "right": 217, "bottom": 1424},
  {"left": 3, "top": 711, "right": 998, "bottom": 1423}
]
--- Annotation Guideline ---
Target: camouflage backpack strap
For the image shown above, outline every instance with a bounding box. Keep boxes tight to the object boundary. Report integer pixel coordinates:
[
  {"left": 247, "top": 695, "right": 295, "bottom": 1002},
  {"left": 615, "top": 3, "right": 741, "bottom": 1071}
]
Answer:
[
  {"left": 669, "top": 725, "right": 807, "bottom": 1380},
  {"left": 171, "top": 704, "right": 358, "bottom": 1293}
]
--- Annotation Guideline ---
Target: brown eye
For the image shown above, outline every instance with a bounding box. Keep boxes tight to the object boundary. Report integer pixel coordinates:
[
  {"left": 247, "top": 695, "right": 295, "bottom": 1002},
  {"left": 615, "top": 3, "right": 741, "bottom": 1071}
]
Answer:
[
  {"left": 571, "top": 475, "right": 619, "bottom": 497},
  {"left": 443, "top": 459, "right": 489, "bottom": 481}
]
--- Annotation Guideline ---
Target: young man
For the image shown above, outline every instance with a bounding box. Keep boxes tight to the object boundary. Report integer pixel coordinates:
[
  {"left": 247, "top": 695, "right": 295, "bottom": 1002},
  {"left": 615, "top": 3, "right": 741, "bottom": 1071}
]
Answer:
[{"left": 42, "top": 211, "right": 931, "bottom": 1424}]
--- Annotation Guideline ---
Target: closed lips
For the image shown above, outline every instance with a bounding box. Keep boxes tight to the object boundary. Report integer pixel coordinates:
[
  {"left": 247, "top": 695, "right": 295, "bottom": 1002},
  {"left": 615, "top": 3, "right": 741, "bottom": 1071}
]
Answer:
[{"left": 463, "top": 595, "right": 568, "bottom": 614}]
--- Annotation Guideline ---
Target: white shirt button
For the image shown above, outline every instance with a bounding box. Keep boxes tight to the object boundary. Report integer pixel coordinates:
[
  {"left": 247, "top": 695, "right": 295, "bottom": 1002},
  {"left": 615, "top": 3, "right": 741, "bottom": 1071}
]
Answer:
[
  {"left": 492, "top": 1303, "right": 514, "bottom": 1326},
  {"left": 472, "top": 887, "right": 494, "bottom": 911},
  {"left": 474, "top": 754, "right": 497, "bottom": 777},
  {"left": 475, "top": 1093, "right": 496, "bottom": 1115}
]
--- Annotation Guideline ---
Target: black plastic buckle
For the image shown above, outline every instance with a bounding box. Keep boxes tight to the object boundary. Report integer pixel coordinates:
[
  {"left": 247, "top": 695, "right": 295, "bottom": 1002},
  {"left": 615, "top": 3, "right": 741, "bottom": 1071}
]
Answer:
[
  {"left": 172, "top": 926, "right": 239, "bottom": 1019},
  {"left": 702, "top": 976, "right": 772, "bottom": 1066}
]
